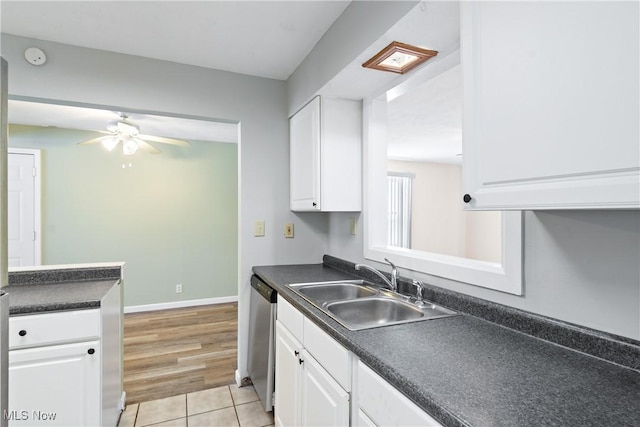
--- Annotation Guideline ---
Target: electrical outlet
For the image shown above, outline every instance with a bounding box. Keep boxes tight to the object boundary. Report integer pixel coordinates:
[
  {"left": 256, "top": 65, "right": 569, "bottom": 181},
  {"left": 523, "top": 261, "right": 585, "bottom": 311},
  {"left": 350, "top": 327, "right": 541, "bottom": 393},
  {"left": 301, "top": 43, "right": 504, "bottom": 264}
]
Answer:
[
  {"left": 176, "top": 284, "right": 183, "bottom": 293},
  {"left": 254, "top": 220, "right": 265, "bottom": 237},
  {"left": 284, "top": 223, "right": 294, "bottom": 238}
]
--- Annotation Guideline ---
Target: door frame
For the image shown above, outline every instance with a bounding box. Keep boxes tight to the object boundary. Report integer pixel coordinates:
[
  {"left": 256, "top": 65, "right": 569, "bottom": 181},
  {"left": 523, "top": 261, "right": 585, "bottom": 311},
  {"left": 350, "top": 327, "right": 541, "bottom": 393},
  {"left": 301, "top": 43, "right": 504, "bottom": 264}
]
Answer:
[{"left": 8, "top": 147, "right": 42, "bottom": 266}]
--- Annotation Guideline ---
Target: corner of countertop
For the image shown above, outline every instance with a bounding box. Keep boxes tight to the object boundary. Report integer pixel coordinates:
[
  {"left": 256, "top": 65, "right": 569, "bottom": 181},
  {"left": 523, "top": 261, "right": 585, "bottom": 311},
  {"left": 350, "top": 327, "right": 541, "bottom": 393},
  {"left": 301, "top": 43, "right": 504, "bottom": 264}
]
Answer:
[{"left": 8, "top": 263, "right": 124, "bottom": 286}]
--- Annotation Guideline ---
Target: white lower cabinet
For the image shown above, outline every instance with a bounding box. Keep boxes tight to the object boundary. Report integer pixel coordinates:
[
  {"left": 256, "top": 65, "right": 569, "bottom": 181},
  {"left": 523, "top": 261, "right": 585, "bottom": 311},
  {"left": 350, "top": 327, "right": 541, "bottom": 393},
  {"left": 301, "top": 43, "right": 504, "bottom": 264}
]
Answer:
[
  {"left": 274, "top": 321, "right": 302, "bottom": 427},
  {"left": 355, "top": 361, "right": 443, "bottom": 427},
  {"left": 275, "top": 320, "right": 349, "bottom": 427},
  {"left": 275, "top": 297, "right": 442, "bottom": 427},
  {"left": 355, "top": 409, "right": 377, "bottom": 427},
  {"left": 275, "top": 298, "right": 350, "bottom": 427},
  {"left": 8, "top": 341, "right": 101, "bottom": 426},
  {"left": 300, "top": 348, "right": 349, "bottom": 426},
  {"left": 7, "top": 282, "right": 123, "bottom": 427}
]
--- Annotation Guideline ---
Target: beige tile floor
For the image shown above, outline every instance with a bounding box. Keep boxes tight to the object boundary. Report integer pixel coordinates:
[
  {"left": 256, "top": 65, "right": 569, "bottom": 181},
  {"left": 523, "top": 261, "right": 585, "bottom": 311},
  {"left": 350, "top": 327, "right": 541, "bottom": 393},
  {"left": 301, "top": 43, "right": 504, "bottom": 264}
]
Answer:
[{"left": 118, "top": 384, "right": 274, "bottom": 427}]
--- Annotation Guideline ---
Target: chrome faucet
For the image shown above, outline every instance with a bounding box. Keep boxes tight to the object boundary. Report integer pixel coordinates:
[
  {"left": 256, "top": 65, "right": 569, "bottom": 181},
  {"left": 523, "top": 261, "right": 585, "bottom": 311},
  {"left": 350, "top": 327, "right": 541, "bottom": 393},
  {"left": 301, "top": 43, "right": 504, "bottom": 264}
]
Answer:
[
  {"left": 411, "top": 279, "right": 425, "bottom": 307},
  {"left": 354, "top": 258, "right": 398, "bottom": 292},
  {"left": 385, "top": 258, "right": 398, "bottom": 289}
]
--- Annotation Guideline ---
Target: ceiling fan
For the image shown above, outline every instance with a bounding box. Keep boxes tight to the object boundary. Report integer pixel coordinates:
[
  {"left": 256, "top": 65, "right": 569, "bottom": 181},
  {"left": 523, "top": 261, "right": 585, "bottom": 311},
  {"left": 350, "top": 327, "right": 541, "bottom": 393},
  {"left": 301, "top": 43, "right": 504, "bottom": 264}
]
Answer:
[{"left": 79, "top": 113, "right": 190, "bottom": 155}]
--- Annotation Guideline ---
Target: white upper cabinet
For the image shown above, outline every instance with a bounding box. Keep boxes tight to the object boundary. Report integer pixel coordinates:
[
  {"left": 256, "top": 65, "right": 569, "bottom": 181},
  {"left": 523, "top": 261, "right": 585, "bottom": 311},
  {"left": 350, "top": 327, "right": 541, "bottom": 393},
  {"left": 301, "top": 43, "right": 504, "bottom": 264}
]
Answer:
[
  {"left": 461, "top": 1, "right": 639, "bottom": 210},
  {"left": 290, "top": 96, "right": 362, "bottom": 212}
]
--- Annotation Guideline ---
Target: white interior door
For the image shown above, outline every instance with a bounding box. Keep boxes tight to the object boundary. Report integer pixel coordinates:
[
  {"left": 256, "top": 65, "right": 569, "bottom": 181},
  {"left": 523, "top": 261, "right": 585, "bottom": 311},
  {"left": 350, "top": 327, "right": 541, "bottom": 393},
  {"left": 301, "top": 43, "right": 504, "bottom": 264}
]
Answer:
[{"left": 7, "top": 149, "right": 40, "bottom": 267}]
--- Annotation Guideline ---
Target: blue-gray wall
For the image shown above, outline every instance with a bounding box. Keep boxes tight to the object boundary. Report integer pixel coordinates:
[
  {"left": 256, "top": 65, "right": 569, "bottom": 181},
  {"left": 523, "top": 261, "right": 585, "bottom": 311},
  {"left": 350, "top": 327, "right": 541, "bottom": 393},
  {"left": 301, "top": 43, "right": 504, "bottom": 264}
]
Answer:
[{"left": 10, "top": 124, "right": 238, "bottom": 307}]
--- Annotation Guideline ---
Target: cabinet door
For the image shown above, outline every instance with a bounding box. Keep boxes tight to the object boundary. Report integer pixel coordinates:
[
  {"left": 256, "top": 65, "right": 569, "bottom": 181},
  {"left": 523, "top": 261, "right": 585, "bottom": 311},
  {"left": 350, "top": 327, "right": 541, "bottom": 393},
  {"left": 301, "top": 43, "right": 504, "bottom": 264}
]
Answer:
[
  {"left": 8, "top": 341, "right": 101, "bottom": 426},
  {"left": 357, "top": 362, "right": 442, "bottom": 427},
  {"left": 355, "top": 409, "right": 377, "bottom": 427},
  {"left": 461, "top": 1, "right": 639, "bottom": 209},
  {"left": 290, "top": 96, "right": 321, "bottom": 211},
  {"left": 300, "top": 349, "right": 349, "bottom": 427},
  {"left": 274, "top": 321, "right": 302, "bottom": 427}
]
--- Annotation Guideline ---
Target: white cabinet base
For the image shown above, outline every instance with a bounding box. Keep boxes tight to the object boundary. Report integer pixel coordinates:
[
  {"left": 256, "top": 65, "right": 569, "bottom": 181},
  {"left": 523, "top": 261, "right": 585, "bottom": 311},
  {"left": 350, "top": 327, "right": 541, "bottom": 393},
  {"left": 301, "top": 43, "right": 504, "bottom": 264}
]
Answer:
[
  {"left": 300, "top": 349, "right": 349, "bottom": 427},
  {"left": 8, "top": 341, "right": 101, "bottom": 426}
]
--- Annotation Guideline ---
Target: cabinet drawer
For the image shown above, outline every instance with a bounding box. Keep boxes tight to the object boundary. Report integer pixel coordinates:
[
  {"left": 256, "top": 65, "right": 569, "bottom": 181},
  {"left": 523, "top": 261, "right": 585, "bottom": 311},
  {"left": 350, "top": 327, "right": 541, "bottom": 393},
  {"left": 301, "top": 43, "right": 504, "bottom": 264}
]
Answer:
[
  {"left": 277, "top": 297, "right": 303, "bottom": 343},
  {"left": 9, "top": 309, "right": 101, "bottom": 349},
  {"left": 303, "top": 317, "right": 351, "bottom": 391},
  {"left": 357, "top": 361, "right": 442, "bottom": 427}
]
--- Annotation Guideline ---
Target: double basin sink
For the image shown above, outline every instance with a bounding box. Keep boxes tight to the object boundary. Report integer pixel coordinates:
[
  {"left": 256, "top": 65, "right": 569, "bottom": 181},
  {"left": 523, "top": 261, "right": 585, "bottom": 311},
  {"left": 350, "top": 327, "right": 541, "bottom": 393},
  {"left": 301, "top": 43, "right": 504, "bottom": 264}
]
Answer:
[{"left": 288, "top": 280, "right": 457, "bottom": 330}]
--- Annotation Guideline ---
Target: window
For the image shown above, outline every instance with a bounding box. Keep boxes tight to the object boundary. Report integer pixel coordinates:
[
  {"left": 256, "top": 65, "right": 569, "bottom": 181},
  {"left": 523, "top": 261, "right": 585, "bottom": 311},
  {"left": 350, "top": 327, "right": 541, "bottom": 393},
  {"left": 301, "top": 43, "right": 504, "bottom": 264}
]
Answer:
[
  {"left": 363, "top": 51, "right": 523, "bottom": 295},
  {"left": 387, "top": 172, "right": 414, "bottom": 248}
]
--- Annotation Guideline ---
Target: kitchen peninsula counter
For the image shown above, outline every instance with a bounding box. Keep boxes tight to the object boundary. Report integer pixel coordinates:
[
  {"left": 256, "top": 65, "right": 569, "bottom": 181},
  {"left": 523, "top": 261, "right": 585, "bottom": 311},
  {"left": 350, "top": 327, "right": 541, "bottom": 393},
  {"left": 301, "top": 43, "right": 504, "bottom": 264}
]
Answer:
[
  {"left": 253, "top": 257, "right": 640, "bottom": 427},
  {"left": 5, "top": 264, "right": 123, "bottom": 315}
]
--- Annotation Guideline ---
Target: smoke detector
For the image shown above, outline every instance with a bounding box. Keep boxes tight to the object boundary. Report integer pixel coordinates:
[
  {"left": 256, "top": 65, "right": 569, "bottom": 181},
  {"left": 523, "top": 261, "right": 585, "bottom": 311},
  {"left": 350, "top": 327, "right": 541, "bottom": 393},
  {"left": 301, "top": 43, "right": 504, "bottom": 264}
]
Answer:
[{"left": 24, "top": 48, "right": 47, "bottom": 66}]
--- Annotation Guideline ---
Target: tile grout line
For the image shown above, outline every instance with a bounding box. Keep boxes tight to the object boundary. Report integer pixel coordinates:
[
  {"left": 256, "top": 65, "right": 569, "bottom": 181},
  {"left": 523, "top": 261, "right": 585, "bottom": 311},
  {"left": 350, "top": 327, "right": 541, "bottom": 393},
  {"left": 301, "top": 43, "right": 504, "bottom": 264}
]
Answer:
[
  {"left": 228, "top": 385, "right": 242, "bottom": 427},
  {"left": 128, "top": 385, "right": 270, "bottom": 427}
]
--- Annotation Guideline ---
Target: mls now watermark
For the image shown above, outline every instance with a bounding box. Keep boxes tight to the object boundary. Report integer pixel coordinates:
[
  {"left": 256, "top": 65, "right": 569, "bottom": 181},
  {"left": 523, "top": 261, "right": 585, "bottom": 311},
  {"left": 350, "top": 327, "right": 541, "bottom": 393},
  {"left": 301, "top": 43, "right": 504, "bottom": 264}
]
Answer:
[{"left": 4, "top": 410, "right": 57, "bottom": 421}]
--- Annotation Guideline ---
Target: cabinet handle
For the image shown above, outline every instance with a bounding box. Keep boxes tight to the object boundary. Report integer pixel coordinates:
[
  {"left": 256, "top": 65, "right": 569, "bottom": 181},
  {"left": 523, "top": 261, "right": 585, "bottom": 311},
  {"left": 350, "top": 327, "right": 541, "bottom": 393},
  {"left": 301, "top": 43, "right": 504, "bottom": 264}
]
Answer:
[
  {"left": 298, "top": 358, "right": 304, "bottom": 365},
  {"left": 87, "top": 348, "right": 95, "bottom": 355},
  {"left": 294, "top": 350, "right": 299, "bottom": 356},
  {"left": 18, "top": 330, "right": 27, "bottom": 337},
  {"left": 312, "top": 202, "right": 317, "bottom": 207},
  {"left": 463, "top": 194, "right": 472, "bottom": 203}
]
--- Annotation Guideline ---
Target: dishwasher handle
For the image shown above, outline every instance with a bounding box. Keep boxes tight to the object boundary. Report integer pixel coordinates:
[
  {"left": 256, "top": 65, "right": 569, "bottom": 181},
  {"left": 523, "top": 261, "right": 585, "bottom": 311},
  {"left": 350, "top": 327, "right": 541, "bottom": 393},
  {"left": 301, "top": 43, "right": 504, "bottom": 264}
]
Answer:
[{"left": 251, "top": 275, "right": 277, "bottom": 303}]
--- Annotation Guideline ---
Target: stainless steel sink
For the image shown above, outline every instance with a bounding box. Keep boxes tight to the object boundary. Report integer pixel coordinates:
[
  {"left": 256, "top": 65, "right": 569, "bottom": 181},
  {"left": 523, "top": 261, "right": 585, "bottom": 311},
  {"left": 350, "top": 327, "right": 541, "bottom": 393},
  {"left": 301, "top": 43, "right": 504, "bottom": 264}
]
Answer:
[
  {"left": 288, "top": 280, "right": 457, "bottom": 330},
  {"left": 326, "top": 297, "right": 424, "bottom": 329},
  {"left": 295, "top": 282, "right": 377, "bottom": 305}
]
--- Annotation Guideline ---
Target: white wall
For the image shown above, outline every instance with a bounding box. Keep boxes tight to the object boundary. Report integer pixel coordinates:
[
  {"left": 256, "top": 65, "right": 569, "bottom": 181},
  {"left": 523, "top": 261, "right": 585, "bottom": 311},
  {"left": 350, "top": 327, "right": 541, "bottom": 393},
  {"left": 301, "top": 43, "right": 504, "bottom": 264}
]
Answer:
[
  {"left": 0, "top": 33, "right": 330, "bottom": 380},
  {"left": 388, "top": 160, "right": 465, "bottom": 256},
  {"left": 464, "top": 210, "right": 501, "bottom": 263},
  {"left": 387, "top": 160, "right": 501, "bottom": 262}
]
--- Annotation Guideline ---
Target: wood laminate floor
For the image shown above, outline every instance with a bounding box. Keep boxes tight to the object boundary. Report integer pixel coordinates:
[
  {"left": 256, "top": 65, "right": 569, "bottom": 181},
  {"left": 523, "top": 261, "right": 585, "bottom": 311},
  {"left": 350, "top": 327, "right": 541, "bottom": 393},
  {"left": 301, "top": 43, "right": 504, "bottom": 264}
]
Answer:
[{"left": 123, "top": 303, "right": 238, "bottom": 404}]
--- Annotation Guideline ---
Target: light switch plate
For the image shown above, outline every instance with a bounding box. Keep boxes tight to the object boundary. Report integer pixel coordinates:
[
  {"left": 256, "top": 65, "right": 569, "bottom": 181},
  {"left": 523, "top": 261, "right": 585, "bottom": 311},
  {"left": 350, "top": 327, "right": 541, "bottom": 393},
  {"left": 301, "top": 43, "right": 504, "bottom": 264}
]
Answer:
[
  {"left": 254, "top": 220, "right": 265, "bottom": 237},
  {"left": 284, "top": 223, "right": 294, "bottom": 238}
]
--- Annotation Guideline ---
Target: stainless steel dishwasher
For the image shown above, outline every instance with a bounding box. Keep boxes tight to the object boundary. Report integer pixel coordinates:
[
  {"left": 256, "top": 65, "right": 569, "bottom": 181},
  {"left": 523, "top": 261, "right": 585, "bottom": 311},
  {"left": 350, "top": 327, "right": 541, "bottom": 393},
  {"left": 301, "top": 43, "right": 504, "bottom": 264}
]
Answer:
[{"left": 248, "top": 275, "right": 277, "bottom": 412}]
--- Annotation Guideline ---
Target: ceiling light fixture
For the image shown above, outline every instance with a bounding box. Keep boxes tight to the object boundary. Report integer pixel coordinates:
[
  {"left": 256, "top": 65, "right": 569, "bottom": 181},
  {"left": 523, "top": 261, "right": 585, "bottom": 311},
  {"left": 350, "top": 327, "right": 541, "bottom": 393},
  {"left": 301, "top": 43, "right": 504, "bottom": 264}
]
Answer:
[
  {"left": 362, "top": 41, "right": 438, "bottom": 74},
  {"left": 79, "top": 113, "right": 190, "bottom": 156}
]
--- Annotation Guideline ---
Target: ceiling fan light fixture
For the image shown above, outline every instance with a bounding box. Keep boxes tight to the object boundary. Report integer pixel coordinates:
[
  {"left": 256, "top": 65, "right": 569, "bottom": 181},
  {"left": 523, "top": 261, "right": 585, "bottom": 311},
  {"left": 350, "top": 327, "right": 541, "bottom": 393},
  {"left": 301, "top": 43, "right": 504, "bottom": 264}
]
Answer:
[
  {"left": 107, "top": 119, "right": 139, "bottom": 137},
  {"left": 122, "top": 138, "right": 139, "bottom": 156},
  {"left": 362, "top": 41, "right": 438, "bottom": 74},
  {"left": 79, "top": 113, "right": 190, "bottom": 156},
  {"left": 101, "top": 136, "right": 119, "bottom": 152}
]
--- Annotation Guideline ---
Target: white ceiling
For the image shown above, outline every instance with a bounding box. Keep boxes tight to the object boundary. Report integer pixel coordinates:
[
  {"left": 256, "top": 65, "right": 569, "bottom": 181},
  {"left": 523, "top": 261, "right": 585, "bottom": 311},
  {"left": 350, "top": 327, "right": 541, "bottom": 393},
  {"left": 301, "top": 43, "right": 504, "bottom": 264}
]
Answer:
[
  {"left": 2, "top": 1, "right": 350, "bottom": 141},
  {"left": 8, "top": 100, "right": 239, "bottom": 143},
  {"left": 2, "top": 0, "right": 463, "bottom": 161},
  {"left": 387, "top": 65, "right": 462, "bottom": 164},
  {"left": 0, "top": 1, "right": 350, "bottom": 80}
]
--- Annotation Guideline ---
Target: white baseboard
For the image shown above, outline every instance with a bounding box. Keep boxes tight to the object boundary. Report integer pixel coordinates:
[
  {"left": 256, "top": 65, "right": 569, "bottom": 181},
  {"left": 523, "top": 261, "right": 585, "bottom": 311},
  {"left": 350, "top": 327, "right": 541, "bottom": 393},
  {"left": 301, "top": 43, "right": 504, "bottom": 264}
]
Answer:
[
  {"left": 124, "top": 296, "right": 238, "bottom": 313},
  {"left": 119, "top": 391, "right": 126, "bottom": 411},
  {"left": 235, "top": 369, "right": 242, "bottom": 387}
]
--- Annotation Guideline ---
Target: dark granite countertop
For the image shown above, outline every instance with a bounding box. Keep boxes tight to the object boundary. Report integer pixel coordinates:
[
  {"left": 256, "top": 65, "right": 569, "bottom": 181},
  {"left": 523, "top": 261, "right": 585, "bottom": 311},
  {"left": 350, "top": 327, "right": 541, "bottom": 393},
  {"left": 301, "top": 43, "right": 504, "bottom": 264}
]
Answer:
[
  {"left": 5, "top": 265, "right": 122, "bottom": 316},
  {"left": 5, "top": 279, "right": 120, "bottom": 315},
  {"left": 253, "top": 262, "right": 640, "bottom": 427}
]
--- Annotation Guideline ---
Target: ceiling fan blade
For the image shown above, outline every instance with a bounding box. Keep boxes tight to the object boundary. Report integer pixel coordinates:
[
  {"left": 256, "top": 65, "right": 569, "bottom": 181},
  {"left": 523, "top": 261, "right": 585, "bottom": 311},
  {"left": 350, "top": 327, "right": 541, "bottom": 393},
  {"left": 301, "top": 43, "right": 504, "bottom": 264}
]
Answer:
[
  {"left": 138, "top": 134, "right": 190, "bottom": 147},
  {"left": 78, "top": 135, "right": 110, "bottom": 145},
  {"left": 133, "top": 138, "right": 161, "bottom": 154}
]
